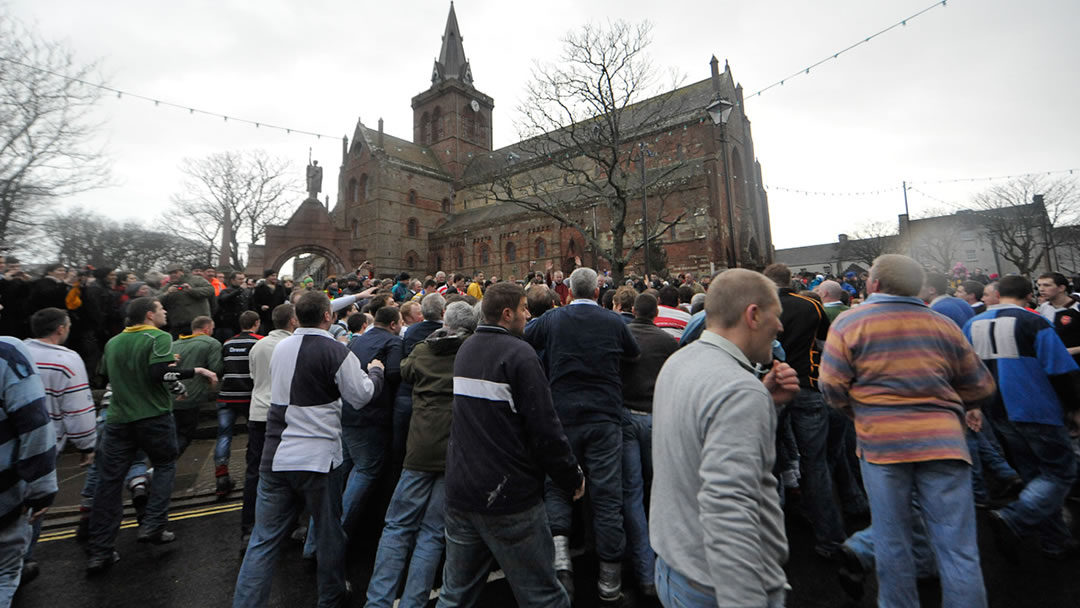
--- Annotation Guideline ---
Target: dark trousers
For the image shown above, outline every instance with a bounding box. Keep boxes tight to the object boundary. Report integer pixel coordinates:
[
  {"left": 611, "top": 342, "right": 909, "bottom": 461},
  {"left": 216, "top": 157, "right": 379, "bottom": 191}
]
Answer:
[
  {"left": 788, "top": 388, "right": 846, "bottom": 551},
  {"left": 173, "top": 407, "right": 200, "bottom": 457},
  {"left": 544, "top": 421, "right": 625, "bottom": 562},
  {"left": 436, "top": 503, "right": 570, "bottom": 608},
  {"left": 242, "top": 421, "right": 266, "bottom": 536},
  {"left": 88, "top": 413, "right": 179, "bottom": 559}
]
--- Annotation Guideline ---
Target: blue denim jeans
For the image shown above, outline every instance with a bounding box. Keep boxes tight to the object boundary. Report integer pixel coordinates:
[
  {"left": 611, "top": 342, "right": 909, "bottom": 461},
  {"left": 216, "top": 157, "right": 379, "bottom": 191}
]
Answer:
[
  {"left": 621, "top": 411, "right": 654, "bottom": 585},
  {"left": 544, "top": 421, "right": 624, "bottom": 562},
  {"left": 844, "top": 497, "right": 938, "bottom": 579},
  {"left": 860, "top": 458, "right": 986, "bottom": 608},
  {"left": 966, "top": 423, "right": 1018, "bottom": 501},
  {"left": 216, "top": 403, "right": 249, "bottom": 467},
  {"left": 88, "top": 413, "right": 178, "bottom": 560},
  {"left": 0, "top": 513, "right": 31, "bottom": 605},
  {"left": 80, "top": 411, "right": 149, "bottom": 508},
  {"left": 242, "top": 421, "right": 266, "bottom": 536},
  {"left": 788, "top": 388, "right": 846, "bottom": 551},
  {"left": 655, "top": 555, "right": 785, "bottom": 608},
  {"left": 365, "top": 470, "right": 446, "bottom": 608},
  {"left": 304, "top": 424, "right": 387, "bottom": 558},
  {"left": 991, "top": 418, "right": 1077, "bottom": 553},
  {"left": 392, "top": 393, "right": 412, "bottom": 469},
  {"left": 234, "top": 469, "right": 347, "bottom": 608},
  {"left": 436, "top": 502, "right": 569, "bottom": 608}
]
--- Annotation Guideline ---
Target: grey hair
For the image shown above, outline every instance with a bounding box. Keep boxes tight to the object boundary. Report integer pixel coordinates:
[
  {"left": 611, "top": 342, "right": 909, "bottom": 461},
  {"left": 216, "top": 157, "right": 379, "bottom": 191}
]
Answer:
[
  {"left": 569, "top": 267, "right": 598, "bottom": 299},
  {"left": 420, "top": 293, "right": 446, "bottom": 321},
  {"left": 690, "top": 293, "right": 706, "bottom": 307},
  {"left": 444, "top": 301, "right": 479, "bottom": 332},
  {"left": 817, "top": 280, "right": 844, "bottom": 300}
]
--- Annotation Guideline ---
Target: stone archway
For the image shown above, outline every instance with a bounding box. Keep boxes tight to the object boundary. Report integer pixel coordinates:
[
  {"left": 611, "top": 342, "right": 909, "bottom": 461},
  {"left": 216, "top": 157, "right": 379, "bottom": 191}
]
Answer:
[
  {"left": 270, "top": 244, "right": 348, "bottom": 277},
  {"left": 245, "top": 199, "right": 358, "bottom": 278}
]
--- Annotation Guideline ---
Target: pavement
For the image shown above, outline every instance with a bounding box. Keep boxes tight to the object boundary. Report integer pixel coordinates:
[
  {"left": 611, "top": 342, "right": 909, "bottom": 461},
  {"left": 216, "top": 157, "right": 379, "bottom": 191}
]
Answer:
[{"left": 19, "top": 423, "right": 1080, "bottom": 608}]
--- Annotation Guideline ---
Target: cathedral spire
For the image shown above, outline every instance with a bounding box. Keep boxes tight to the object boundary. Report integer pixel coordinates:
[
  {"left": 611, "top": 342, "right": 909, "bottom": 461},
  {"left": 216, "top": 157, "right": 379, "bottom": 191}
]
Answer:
[{"left": 432, "top": 2, "right": 473, "bottom": 85}]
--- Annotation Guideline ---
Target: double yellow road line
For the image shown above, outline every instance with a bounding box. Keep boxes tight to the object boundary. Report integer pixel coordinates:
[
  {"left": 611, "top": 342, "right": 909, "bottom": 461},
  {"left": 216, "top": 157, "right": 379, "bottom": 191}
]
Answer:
[{"left": 38, "top": 501, "right": 242, "bottom": 543}]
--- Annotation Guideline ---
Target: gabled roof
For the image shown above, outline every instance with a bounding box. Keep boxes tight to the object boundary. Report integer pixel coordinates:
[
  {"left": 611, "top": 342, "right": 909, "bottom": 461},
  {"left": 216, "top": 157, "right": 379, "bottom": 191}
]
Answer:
[
  {"left": 459, "top": 75, "right": 733, "bottom": 186},
  {"left": 351, "top": 122, "right": 450, "bottom": 180}
]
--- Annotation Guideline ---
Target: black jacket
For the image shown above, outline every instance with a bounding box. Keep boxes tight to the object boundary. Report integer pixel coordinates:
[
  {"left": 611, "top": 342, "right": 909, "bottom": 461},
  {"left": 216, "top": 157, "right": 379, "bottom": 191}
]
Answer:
[
  {"left": 446, "top": 325, "right": 582, "bottom": 515},
  {"left": 777, "top": 287, "right": 830, "bottom": 388},
  {"left": 620, "top": 318, "right": 678, "bottom": 412},
  {"left": 343, "top": 327, "right": 402, "bottom": 428}
]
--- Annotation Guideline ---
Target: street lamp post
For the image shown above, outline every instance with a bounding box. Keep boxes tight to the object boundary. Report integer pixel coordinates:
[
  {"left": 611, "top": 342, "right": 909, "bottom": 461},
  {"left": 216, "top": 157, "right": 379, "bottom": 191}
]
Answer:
[
  {"left": 706, "top": 97, "right": 737, "bottom": 268},
  {"left": 633, "top": 142, "right": 656, "bottom": 278}
]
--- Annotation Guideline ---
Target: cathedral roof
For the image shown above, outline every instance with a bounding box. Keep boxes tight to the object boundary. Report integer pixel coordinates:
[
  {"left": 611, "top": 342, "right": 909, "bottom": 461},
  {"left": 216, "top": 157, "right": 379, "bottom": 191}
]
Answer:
[
  {"left": 459, "top": 76, "right": 732, "bottom": 185},
  {"left": 432, "top": 2, "right": 472, "bottom": 86},
  {"left": 351, "top": 121, "right": 451, "bottom": 180}
]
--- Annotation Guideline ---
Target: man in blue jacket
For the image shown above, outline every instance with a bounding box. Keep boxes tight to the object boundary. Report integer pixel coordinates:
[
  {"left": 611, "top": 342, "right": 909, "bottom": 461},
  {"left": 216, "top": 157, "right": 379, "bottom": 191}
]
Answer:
[
  {"left": 525, "top": 267, "right": 640, "bottom": 602},
  {"left": 437, "top": 282, "right": 583, "bottom": 608}
]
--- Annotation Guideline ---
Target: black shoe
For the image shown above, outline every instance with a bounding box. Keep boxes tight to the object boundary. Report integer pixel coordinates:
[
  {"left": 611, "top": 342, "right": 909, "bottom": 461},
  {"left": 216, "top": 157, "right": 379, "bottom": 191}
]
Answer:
[
  {"left": 216, "top": 475, "right": 235, "bottom": 499},
  {"left": 597, "top": 561, "right": 622, "bottom": 603},
  {"left": 835, "top": 545, "right": 865, "bottom": 600},
  {"left": 1042, "top": 540, "right": 1080, "bottom": 561},
  {"left": 988, "top": 510, "right": 1021, "bottom": 563},
  {"left": 20, "top": 560, "right": 40, "bottom": 585},
  {"left": 131, "top": 483, "right": 149, "bottom": 524},
  {"left": 86, "top": 551, "right": 120, "bottom": 575},
  {"left": 557, "top": 569, "right": 575, "bottom": 602},
  {"left": 137, "top": 529, "right": 177, "bottom": 545}
]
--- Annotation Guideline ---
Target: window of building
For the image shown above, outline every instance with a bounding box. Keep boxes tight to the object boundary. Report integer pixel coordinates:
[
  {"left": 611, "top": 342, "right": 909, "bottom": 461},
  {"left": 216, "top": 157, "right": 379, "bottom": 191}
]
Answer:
[
  {"left": 464, "top": 107, "right": 477, "bottom": 139},
  {"left": 359, "top": 174, "right": 369, "bottom": 201},
  {"left": 420, "top": 113, "right": 430, "bottom": 145},
  {"left": 406, "top": 251, "right": 418, "bottom": 270},
  {"left": 456, "top": 250, "right": 464, "bottom": 268},
  {"left": 432, "top": 106, "right": 442, "bottom": 141},
  {"left": 505, "top": 241, "right": 516, "bottom": 262},
  {"left": 479, "top": 244, "right": 489, "bottom": 266},
  {"left": 408, "top": 190, "right": 418, "bottom": 205},
  {"left": 436, "top": 255, "right": 444, "bottom": 270},
  {"left": 407, "top": 218, "right": 419, "bottom": 237},
  {"left": 351, "top": 219, "right": 358, "bottom": 238},
  {"left": 961, "top": 230, "right": 975, "bottom": 241},
  {"left": 442, "top": 197, "right": 452, "bottom": 213},
  {"left": 966, "top": 249, "right": 978, "bottom": 261},
  {"left": 535, "top": 238, "right": 546, "bottom": 258},
  {"left": 348, "top": 178, "right": 359, "bottom": 203}
]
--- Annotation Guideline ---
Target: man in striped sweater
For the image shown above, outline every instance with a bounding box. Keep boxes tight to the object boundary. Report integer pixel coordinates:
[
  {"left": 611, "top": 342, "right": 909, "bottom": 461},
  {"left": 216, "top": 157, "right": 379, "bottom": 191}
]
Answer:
[
  {"left": 22, "top": 308, "right": 95, "bottom": 582},
  {"left": 0, "top": 334, "right": 56, "bottom": 604},
  {"left": 819, "top": 254, "right": 996, "bottom": 608},
  {"left": 215, "top": 310, "right": 261, "bottom": 497}
]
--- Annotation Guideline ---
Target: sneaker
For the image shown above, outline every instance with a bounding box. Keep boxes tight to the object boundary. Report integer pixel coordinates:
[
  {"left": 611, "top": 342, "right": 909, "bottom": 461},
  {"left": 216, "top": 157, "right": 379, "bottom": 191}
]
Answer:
[
  {"left": 597, "top": 561, "right": 622, "bottom": 603},
  {"left": 131, "top": 483, "right": 149, "bottom": 524},
  {"left": 86, "top": 551, "right": 120, "bottom": 575},
  {"left": 987, "top": 509, "right": 1021, "bottom": 563},
  {"left": 20, "top": 560, "right": 40, "bottom": 585},
  {"left": 137, "top": 529, "right": 177, "bottom": 545},
  {"left": 216, "top": 475, "right": 235, "bottom": 498}
]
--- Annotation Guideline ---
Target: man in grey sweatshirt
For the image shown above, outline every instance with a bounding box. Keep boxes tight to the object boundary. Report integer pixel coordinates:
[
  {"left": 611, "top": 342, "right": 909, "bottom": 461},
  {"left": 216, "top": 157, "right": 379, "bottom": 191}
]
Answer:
[{"left": 651, "top": 269, "right": 799, "bottom": 607}]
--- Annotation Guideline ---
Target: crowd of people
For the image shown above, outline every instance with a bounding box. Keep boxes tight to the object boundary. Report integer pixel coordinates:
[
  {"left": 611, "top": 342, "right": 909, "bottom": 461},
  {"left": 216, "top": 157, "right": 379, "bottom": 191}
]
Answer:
[{"left": 0, "top": 251, "right": 1077, "bottom": 608}]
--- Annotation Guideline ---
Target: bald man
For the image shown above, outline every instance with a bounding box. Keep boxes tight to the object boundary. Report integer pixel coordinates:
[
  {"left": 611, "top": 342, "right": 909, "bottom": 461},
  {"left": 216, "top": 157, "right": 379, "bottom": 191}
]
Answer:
[
  {"left": 815, "top": 280, "right": 849, "bottom": 322},
  {"left": 651, "top": 269, "right": 798, "bottom": 607}
]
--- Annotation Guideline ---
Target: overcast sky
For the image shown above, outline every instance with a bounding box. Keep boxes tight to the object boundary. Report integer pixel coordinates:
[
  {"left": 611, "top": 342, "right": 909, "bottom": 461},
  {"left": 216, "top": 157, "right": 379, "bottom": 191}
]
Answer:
[{"left": 8, "top": 0, "right": 1080, "bottom": 251}]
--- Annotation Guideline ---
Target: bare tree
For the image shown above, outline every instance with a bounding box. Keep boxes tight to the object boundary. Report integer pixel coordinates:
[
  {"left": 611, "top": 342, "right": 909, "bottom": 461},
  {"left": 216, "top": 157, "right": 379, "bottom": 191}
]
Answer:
[
  {"left": 838, "top": 221, "right": 899, "bottom": 267},
  {"left": 0, "top": 12, "right": 108, "bottom": 250},
  {"left": 486, "top": 21, "right": 690, "bottom": 284},
  {"left": 166, "top": 150, "right": 299, "bottom": 269},
  {"left": 969, "top": 175, "right": 1079, "bottom": 276},
  {"left": 38, "top": 207, "right": 205, "bottom": 275}
]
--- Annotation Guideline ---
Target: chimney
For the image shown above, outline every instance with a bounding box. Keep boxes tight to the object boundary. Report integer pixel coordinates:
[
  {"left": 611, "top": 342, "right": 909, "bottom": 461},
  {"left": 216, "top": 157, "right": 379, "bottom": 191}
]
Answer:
[
  {"left": 838, "top": 233, "right": 849, "bottom": 243},
  {"left": 378, "top": 118, "right": 384, "bottom": 148},
  {"left": 709, "top": 55, "right": 721, "bottom": 93}
]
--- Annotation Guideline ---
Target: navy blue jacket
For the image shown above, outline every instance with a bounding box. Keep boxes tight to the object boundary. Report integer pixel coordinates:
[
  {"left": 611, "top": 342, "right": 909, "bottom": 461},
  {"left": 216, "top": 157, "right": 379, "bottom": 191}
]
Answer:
[
  {"left": 397, "top": 320, "right": 443, "bottom": 400},
  {"left": 525, "top": 300, "right": 640, "bottom": 425},
  {"left": 343, "top": 327, "right": 402, "bottom": 428},
  {"left": 446, "top": 325, "right": 581, "bottom": 515}
]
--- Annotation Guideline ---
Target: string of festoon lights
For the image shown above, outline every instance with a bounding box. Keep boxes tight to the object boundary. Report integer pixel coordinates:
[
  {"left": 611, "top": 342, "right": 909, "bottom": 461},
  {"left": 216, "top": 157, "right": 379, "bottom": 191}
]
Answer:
[{"left": 0, "top": 1, "right": 950, "bottom": 141}]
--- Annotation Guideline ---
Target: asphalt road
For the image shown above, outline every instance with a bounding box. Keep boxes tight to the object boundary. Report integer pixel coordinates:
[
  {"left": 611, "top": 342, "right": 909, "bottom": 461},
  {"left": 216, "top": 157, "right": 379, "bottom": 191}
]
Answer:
[{"left": 13, "top": 499, "right": 1079, "bottom": 608}]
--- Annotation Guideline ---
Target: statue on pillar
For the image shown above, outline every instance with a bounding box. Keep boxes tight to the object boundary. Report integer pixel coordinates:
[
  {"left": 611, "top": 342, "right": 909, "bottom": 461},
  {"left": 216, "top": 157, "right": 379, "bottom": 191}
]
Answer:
[{"left": 306, "top": 159, "right": 323, "bottom": 201}]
